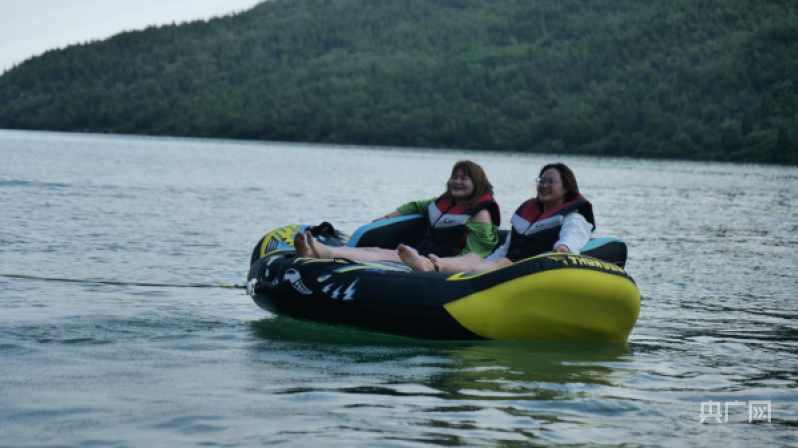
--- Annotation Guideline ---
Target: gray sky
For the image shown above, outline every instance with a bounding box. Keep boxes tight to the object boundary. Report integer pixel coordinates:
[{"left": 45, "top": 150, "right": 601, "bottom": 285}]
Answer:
[{"left": 0, "top": 0, "right": 264, "bottom": 73}]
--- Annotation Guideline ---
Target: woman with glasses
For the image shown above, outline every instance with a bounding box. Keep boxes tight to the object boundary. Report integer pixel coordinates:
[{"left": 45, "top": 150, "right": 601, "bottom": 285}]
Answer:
[
  {"left": 294, "top": 160, "right": 501, "bottom": 262},
  {"left": 398, "top": 163, "right": 595, "bottom": 272}
]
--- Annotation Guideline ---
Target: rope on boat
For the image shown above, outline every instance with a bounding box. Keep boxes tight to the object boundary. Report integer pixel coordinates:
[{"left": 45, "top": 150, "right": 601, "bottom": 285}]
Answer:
[{"left": 1, "top": 274, "right": 246, "bottom": 290}]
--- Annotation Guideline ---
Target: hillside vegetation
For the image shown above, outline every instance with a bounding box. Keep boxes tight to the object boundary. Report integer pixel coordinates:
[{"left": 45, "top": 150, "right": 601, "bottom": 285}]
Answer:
[{"left": 1, "top": 0, "right": 796, "bottom": 164}]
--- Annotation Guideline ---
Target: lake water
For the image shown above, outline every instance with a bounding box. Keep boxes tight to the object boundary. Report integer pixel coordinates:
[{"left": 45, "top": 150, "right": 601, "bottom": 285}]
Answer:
[{"left": 1, "top": 130, "right": 796, "bottom": 447}]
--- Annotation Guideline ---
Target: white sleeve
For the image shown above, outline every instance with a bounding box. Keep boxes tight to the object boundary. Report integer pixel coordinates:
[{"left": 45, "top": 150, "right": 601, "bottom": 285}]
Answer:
[
  {"left": 554, "top": 212, "right": 593, "bottom": 254},
  {"left": 485, "top": 234, "right": 511, "bottom": 261}
]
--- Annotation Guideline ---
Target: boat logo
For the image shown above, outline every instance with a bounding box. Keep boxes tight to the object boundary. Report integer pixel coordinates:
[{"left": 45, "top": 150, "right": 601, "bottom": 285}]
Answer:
[
  {"left": 321, "top": 279, "right": 359, "bottom": 301},
  {"left": 283, "top": 269, "right": 313, "bottom": 295}
]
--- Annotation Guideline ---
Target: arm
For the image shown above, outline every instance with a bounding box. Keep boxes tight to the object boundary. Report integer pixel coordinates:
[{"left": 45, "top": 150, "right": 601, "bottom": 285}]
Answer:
[
  {"left": 554, "top": 212, "right": 593, "bottom": 254},
  {"left": 395, "top": 197, "right": 435, "bottom": 216},
  {"left": 373, "top": 197, "right": 435, "bottom": 222},
  {"left": 459, "top": 221, "right": 499, "bottom": 258},
  {"left": 372, "top": 209, "right": 403, "bottom": 222}
]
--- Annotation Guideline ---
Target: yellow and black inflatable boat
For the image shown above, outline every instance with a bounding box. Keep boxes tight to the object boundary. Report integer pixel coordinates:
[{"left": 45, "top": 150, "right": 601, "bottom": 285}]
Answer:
[{"left": 246, "top": 216, "right": 641, "bottom": 342}]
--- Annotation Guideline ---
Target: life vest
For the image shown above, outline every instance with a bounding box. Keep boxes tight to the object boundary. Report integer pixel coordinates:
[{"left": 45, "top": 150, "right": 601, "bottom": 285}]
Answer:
[
  {"left": 506, "top": 195, "right": 595, "bottom": 262},
  {"left": 414, "top": 193, "right": 500, "bottom": 257}
]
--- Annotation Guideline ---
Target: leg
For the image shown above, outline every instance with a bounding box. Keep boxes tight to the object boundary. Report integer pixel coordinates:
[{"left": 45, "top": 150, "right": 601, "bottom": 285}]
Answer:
[
  {"left": 294, "top": 231, "right": 317, "bottom": 258},
  {"left": 397, "top": 244, "right": 435, "bottom": 271},
  {"left": 303, "top": 232, "right": 402, "bottom": 262},
  {"left": 430, "top": 255, "right": 512, "bottom": 273}
]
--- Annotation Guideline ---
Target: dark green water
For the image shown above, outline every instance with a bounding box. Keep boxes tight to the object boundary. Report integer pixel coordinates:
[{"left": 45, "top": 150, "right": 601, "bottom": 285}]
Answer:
[{"left": 1, "top": 130, "right": 796, "bottom": 447}]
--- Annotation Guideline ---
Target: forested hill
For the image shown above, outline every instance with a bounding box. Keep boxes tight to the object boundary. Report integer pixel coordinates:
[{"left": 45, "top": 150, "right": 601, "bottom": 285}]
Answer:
[{"left": 1, "top": 0, "right": 796, "bottom": 164}]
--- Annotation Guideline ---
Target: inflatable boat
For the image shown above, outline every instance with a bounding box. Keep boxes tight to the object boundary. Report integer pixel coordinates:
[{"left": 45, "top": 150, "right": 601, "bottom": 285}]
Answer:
[{"left": 246, "top": 215, "right": 641, "bottom": 342}]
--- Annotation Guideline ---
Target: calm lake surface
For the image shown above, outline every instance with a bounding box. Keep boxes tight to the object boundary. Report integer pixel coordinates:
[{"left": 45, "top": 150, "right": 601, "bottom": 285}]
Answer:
[{"left": 1, "top": 130, "right": 796, "bottom": 447}]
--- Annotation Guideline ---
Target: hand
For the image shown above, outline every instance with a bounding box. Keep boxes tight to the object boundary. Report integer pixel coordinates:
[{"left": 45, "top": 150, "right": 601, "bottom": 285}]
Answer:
[
  {"left": 553, "top": 245, "right": 570, "bottom": 253},
  {"left": 371, "top": 215, "right": 389, "bottom": 223}
]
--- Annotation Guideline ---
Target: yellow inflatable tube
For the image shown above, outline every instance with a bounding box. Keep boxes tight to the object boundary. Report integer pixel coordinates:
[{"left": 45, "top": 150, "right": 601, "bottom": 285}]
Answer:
[{"left": 445, "top": 263, "right": 641, "bottom": 342}]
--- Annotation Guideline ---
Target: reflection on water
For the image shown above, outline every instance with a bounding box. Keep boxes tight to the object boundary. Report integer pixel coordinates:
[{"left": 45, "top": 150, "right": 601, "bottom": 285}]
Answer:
[
  {"left": 247, "top": 316, "right": 640, "bottom": 445},
  {"left": 258, "top": 321, "right": 631, "bottom": 389},
  {"left": 438, "top": 341, "right": 632, "bottom": 393}
]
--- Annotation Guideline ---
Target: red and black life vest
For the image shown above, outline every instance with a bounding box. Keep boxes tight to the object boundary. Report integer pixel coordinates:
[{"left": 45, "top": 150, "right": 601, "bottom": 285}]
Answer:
[
  {"left": 414, "top": 193, "right": 501, "bottom": 257},
  {"left": 506, "top": 195, "right": 595, "bottom": 262}
]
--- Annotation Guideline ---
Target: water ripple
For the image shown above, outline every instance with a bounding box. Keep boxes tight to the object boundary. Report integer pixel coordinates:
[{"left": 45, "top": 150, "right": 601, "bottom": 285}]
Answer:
[{"left": 1, "top": 130, "right": 796, "bottom": 446}]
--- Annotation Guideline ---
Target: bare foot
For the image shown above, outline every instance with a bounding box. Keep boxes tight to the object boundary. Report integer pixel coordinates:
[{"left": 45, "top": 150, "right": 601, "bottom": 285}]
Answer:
[
  {"left": 294, "top": 232, "right": 316, "bottom": 258},
  {"left": 397, "top": 244, "right": 434, "bottom": 271},
  {"left": 430, "top": 254, "right": 457, "bottom": 272},
  {"left": 304, "top": 231, "right": 333, "bottom": 258}
]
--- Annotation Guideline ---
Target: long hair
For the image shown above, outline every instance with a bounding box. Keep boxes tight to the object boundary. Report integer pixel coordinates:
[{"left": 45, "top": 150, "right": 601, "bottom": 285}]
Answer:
[
  {"left": 445, "top": 160, "right": 493, "bottom": 206},
  {"left": 537, "top": 163, "right": 580, "bottom": 202}
]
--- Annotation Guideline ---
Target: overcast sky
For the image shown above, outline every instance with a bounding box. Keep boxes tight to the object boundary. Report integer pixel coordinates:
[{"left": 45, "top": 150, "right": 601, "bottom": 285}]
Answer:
[{"left": 0, "top": 0, "right": 264, "bottom": 73}]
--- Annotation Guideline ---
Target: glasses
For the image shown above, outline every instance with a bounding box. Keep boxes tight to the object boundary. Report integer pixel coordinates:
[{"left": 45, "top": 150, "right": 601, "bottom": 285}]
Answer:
[{"left": 536, "top": 177, "right": 560, "bottom": 186}]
